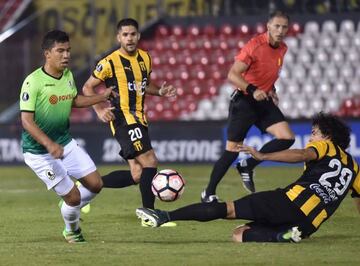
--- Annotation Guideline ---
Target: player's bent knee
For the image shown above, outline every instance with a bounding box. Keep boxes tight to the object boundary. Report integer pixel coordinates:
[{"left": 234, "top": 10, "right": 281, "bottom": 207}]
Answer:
[
  {"left": 62, "top": 185, "right": 81, "bottom": 206},
  {"left": 232, "top": 225, "right": 250, "bottom": 243}
]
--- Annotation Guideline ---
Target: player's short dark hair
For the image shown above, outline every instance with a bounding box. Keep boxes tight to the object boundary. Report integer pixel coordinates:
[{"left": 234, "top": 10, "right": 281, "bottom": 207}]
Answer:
[
  {"left": 117, "top": 18, "right": 139, "bottom": 31},
  {"left": 312, "top": 112, "right": 351, "bottom": 150},
  {"left": 41, "top": 30, "right": 69, "bottom": 51},
  {"left": 268, "top": 10, "right": 290, "bottom": 23}
]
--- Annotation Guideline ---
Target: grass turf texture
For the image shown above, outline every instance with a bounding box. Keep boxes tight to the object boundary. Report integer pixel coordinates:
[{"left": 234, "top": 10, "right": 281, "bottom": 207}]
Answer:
[{"left": 0, "top": 165, "right": 359, "bottom": 265}]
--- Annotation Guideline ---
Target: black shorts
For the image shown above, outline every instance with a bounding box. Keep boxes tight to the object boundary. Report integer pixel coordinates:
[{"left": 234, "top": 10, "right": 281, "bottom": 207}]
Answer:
[
  {"left": 227, "top": 91, "right": 286, "bottom": 142},
  {"left": 113, "top": 123, "right": 153, "bottom": 160},
  {"left": 234, "top": 189, "right": 316, "bottom": 238}
]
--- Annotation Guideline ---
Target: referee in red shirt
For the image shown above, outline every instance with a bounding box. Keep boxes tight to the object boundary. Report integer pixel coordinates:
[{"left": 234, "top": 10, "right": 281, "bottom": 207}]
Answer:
[{"left": 201, "top": 11, "right": 295, "bottom": 201}]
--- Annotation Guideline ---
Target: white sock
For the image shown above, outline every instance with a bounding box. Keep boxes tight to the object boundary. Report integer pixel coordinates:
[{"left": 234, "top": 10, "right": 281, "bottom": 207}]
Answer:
[
  {"left": 240, "top": 159, "right": 248, "bottom": 167},
  {"left": 61, "top": 202, "right": 80, "bottom": 232},
  {"left": 78, "top": 185, "right": 97, "bottom": 208}
]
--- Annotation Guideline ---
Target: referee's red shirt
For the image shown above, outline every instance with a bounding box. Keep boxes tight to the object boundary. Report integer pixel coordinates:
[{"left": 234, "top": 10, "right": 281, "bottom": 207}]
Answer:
[{"left": 235, "top": 32, "right": 287, "bottom": 93}]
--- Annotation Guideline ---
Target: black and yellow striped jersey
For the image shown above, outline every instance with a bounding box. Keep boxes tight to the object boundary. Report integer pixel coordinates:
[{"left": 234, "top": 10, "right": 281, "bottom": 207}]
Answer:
[
  {"left": 93, "top": 48, "right": 152, "bottom": 127},
  {"left": 285, "top": 140, "right": 360, "bottom": 229}
]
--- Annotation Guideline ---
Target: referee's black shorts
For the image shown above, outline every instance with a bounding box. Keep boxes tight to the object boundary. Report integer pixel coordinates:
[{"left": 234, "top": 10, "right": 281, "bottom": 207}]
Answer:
[
  {"left": 227, "top": 91, "right": 286, "bottom": 142},
  {"left": 233, "top": 189, "right": 316, "bottom": 238}
]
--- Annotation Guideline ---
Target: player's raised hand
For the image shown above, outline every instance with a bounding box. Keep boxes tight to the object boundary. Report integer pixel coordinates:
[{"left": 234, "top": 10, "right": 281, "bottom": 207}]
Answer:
[
  {"left": 46, "top": 141, "right": 64, "bottom": 159},
  {"left": 159, "top": 82, "right": 177, "bottom": 97},
  {"left": 95, "top": 107, "right": 115, "bottom": 122},
  {"left": 238, "top": 145, "right": 264, "bottom": 161}
]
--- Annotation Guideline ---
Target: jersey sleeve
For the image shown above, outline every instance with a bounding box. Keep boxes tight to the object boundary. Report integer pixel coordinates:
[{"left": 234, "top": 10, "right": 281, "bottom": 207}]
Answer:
[
  {"left": 19, "top": 76, "right": 38, "bottom": 112},
  {"left": 305, "top": 140, "right": 329, "bottom": 160},
  {"left": 146, "top": 52, "right": 152, "bottom": 85},
  {"left": 234, "top": 41, "right": 254, "bottom": 66},
  {"left": 351, "top": 161, "right": 360, "bottom": 198},
  {"left": 68, "top": 70, "right": 78, "bottom": 98},
  {"left": 93, "top": 58, "right": 112, "bottom": 81}
]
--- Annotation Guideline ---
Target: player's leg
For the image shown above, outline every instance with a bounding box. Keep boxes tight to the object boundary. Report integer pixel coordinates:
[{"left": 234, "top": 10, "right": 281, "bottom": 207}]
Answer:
[
  {"left": 23, "top": 151, "right": 84, "bottom": 243},
  {"left": 232, "top": 223, "right": 302, "bottom": 243},
  {"left": 101, "top": 158, "right": 141, "bottom": 188},
  {"left": 202, "top": 94, "right": 255, "bottom": 201},
  {"left": 54, "top": 177, "right": 85, "bottom": 243},
  {"left": 62, "top": 139, "right": 102, "bottom": 209},
  {"left": 232, "top": 190, "right": 305, "bottom": 242},
  {"left": 136, "top": 201, "right": 233, "bottom": 227},
  {"left": 135, "top": 149, "right": 158, "bottom": 209},
  {"left": 238, "top": 102, "right": 295, "bottom": 193},
  {"left": 101, "top": 124, "right": 151, "bottom": 189}
]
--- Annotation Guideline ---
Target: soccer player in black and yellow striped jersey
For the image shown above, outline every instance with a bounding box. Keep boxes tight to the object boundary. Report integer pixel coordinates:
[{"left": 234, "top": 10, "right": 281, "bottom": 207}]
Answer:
[
  {"left": 136, "top": 112, "right": 360, "bottom": 242},
  {"left": 82, "top": 18, "right": 176, "bottom": 225}
]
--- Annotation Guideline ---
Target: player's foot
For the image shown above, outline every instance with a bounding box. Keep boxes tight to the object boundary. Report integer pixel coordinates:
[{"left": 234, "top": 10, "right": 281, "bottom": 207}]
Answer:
[
  {"left": 62, "top": 228, "right": 86, "bottom": 243},
  {"left": 278, "top": 226, "right": 302, "bottom": 243},
  {"left": 236, "top": 162, "right": 255, "bottom": 193},
  {"left": 136, "top": 208, "right": 170, "bottom": 228},
  {"left": 200, "top": 190, "right": 219, "bottom": 203},
  {"left": 75, "top": 181, "right": 91, "bottom": 214},
  {"left": 141, "top": 219, "right": 177, "bottom": 227}
]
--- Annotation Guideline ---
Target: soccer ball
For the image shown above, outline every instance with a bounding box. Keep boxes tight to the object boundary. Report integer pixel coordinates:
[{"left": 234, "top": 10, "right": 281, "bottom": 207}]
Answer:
[{"left": 151, "top": 169, "right": 185, "bottom": 202}]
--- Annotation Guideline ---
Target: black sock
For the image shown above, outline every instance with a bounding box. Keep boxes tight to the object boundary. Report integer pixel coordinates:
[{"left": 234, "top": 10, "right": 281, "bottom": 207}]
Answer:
[
  {"left": 242, "top": 227, "right": 289, "bottom": 242},
  {"left": 246, "top": 139, "right": 295, "bottom": 169},
  {"left": 139, "top": 167, "right": 157, "bottom": 209},
  {"left": 102, "top": 170, "right": 136, "bottom": 188},
  {"left": 206, "top": 151, "right": 239, "bottom": 195},
  {"left": 169, "top": 202, "right": 227, "bottom": 221}
]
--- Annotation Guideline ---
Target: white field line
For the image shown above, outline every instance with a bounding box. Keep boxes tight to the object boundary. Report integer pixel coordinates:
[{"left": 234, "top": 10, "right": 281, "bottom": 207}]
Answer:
[{"left": 0, "top": 188, "right": 42, "bottom": 193}]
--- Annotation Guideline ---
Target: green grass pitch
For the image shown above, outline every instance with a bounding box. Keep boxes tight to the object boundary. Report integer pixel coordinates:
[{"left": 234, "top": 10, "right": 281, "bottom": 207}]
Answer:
[{"left": 0, "top": 165, "right": 359, "bottom": 265}]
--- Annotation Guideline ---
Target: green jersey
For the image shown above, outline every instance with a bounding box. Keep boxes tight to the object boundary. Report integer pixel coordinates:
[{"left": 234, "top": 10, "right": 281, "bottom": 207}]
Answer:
[{"left": 20, "top": 67, "right": 78, "bottom": 154}]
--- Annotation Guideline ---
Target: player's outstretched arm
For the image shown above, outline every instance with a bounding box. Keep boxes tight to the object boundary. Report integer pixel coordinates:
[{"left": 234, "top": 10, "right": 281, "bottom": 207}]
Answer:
[
  {"left": 239, "top": 145, "right": 318, "bottom": 163},
  {"left": 21, "top": 112, "right": 64, "bottom": 158},
  {"left": 82, "top": 76, "right": 115, "bottom": 122},
  {"left": 73, "top": 87, "right": 113, "bottom": 108}
]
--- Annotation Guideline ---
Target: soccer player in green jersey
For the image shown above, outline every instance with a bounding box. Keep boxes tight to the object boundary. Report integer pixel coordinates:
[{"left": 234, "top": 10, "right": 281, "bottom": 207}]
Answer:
[{"left": 20, "top": 30, "right": 113, "bottom": 243}]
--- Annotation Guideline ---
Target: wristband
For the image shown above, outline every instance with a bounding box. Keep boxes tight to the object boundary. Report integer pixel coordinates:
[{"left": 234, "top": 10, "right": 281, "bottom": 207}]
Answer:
[{"left": 246, "top": 84, "right": 257, "bottom": 95}]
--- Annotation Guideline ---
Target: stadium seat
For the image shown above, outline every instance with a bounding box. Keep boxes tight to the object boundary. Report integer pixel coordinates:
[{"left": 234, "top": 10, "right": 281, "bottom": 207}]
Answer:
[
  {"left": 318, "top": 35, "right": 333, "bottom": 50},
  {"left": 323, "top": 64, "right": 338, "bottom": 82},
  {"left": 339, "top": 64, "right": 354, "bottom": 79},
  {"left": 301, "top": 35, "right": 316, "bottom": 51},
  {"left": 187, "top": 24, "right": 201, "bottom": 37},
  {"left": 236, "top": 23, "right": 252, "bottom": 38},
  {"left": 325, "top": 98, "right": 341, "bottom": 112},
  {"left": 171, "top": 25, "right": 185, "bottom": 37},
  {"left": 219, "top": 24, "right": 234, "bottom": 36},
  {"left": 304, "top": 21, "right": 320, "bottom": 35},
  {"left": 314, "top": 50, "right": 328, "bottom": 65},
  {"left": 288, "top": 22, "right": 303, "bottom": 36},
  {"left": 202, "top": 24, "right": 217, "bottom": 37},
  {"left": 284, "top": 37, "right": 299, "bottom": 50},
  {"left": 296, "top": 50, "right": 312, "bottom": 66},
  {"left": 292, "top": 65, "right": 306, "bottom": 81},
  {"left": 339, "top": 20, "right": 355, "bottom": 35},
  {"left": 322, "top": 20, "right": 337, "bottom": 35},
  {"left": 155, "top": 25, "right": 169, "bottom": 38},
  {"left": 254, "top": 23, "right": 266, "bottom": 34},
  {"left": 287, "top": 82, "right": 300, "bottom": 94},
  {"left": 336, "top": 34, "right": 351, "bottom": 50}
]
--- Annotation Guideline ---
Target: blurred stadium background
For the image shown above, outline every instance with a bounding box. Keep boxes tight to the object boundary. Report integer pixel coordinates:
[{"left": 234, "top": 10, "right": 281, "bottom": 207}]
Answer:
[{"left": 0, "top": 0, "right": 360, "bottom": 166}]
